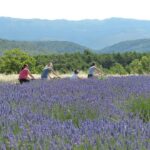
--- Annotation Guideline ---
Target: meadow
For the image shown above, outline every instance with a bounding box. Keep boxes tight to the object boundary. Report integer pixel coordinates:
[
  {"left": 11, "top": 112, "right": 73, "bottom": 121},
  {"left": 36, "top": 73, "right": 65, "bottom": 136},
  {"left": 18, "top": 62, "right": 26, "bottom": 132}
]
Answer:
[{"left": 0, "top": 76, "right": 149, "bottom": 149}]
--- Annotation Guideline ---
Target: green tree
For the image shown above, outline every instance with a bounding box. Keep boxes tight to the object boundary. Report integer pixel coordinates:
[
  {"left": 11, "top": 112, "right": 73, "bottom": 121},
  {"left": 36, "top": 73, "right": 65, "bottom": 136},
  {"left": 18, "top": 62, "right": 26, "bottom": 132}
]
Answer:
[
  {"left": 127, "top": 59, "right": 143, "bottom": 74},
  {"left": 100, "top": 55, "right": 115, "bottom": 69},
  {"left": 141, "top": 56, "right": 150, "bottom": 73},
  {"left": 0, "top": 49, "right": 36, "bottom": 74},
  {"left": 110, "top": 63, "right": 127, "bottom": 75}
]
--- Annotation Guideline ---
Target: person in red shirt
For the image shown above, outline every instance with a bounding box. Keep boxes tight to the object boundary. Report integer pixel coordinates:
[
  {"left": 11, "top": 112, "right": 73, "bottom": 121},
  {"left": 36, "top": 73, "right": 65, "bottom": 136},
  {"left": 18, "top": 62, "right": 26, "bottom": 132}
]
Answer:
[{"left": 18, "top": 64, "right": 35, "bottom": 84}]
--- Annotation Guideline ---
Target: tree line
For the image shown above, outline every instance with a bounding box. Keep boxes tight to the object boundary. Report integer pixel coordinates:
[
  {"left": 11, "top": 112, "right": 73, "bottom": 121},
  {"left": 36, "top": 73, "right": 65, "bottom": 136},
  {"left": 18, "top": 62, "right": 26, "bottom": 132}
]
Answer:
[{"left": 0, "top": 49, "right": 150, "bottom": 74}]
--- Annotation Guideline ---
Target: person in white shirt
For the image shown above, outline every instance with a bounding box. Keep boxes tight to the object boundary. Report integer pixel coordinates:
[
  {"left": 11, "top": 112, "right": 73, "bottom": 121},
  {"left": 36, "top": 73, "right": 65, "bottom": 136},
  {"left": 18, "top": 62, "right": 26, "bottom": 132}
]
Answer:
[
  {"left": 70, "top": 70, "right": 80, "bottom": 80},
  {"left": 88, "top": 63, "right": 101, "bottom": 78}
]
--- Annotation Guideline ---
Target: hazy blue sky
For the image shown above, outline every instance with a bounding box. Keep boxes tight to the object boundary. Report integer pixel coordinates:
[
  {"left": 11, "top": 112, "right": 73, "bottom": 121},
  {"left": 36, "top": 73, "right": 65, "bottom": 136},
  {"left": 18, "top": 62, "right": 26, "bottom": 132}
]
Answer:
[{"left": 0, "top": 0, "right": 150, "bottom": 20}]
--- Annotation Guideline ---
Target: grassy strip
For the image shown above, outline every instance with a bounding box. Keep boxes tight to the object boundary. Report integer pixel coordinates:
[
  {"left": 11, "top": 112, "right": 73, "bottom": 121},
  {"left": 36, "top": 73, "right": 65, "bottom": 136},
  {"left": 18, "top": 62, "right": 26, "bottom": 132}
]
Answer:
[
  {"left": 50, "top": 103, "right": 99, "bottom": 127},
  {"left": 126, "top": 96, "right": 150, "bottom": 122}
]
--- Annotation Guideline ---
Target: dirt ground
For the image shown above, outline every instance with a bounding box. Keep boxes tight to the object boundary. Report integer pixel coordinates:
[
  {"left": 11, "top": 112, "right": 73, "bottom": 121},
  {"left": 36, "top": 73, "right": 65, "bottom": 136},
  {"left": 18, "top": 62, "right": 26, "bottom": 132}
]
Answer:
[
  {"left": 0, "top": 73, "right": 87, "bottom": 83},
  {"left": 0, "top": 73, "right": 144, "bottom": 83}
]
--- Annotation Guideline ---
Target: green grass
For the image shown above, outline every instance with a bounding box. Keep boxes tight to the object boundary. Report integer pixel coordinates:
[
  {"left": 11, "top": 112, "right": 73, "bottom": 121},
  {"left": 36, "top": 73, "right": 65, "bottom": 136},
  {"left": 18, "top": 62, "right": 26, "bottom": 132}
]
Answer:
[
  {"left": 126, "top": 96, "right": 150, "bottom": 122},
  {"left": 49, "top": 103, "right": 99, "bottom": 127}
]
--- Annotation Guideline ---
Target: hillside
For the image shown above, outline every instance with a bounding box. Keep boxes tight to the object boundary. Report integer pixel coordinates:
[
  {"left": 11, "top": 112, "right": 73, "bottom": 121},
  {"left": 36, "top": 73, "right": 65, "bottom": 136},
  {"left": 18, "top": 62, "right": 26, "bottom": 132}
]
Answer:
[
  {"left": 100, "top": 39, "right": 150, "bottom": 53},
  {"left": 1, "top": 17, "right": 150, "bottom": 50},
  {"left": 0, "top": 39, "right": 87, "bottom": 55}
]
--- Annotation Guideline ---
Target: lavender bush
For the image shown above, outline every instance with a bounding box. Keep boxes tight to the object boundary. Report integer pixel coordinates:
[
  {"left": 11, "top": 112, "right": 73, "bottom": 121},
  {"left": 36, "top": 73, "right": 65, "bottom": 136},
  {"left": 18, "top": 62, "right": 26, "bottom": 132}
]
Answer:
[{"left": 0, "top": 76, "right": 150, "bottom": 149}]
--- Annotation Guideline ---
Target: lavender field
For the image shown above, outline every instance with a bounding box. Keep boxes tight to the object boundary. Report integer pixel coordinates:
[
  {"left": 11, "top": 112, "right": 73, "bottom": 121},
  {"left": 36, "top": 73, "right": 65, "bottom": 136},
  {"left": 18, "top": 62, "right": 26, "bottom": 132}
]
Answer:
[{"left": 0, "top": 76, "right": 150, "bottom": 150}]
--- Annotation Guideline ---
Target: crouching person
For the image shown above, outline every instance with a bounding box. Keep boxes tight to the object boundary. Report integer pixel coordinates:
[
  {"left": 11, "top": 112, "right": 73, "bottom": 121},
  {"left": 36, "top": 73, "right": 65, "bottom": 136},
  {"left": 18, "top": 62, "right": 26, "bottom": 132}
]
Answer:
[
  {"left": 18, "top": 64, "right": 35, "bottom": 84},
  {"left": 70, "top": 70, "right": 80, "bottom": 80}
]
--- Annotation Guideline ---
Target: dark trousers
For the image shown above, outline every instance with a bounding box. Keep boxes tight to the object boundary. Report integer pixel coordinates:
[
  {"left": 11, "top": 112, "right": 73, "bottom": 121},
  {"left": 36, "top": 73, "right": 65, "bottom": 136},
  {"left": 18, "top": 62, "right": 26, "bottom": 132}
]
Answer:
[
  {"left": 88, "top": 74, "right": 93, "bottom": 78},
  {"left": 19, "top": 79, "right": 30, "bottom": 84}
]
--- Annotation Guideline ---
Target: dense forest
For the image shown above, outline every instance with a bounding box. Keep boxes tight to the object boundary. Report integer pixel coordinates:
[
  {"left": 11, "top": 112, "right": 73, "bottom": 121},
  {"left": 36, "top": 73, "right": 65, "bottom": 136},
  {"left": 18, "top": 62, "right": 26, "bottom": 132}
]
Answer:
[
  {"left": 0, "top": 49, "right": 150, "bottom": 75},
  {"left": 1, "top": 38, "right": 150, "bottom": 54},
  {"left": 0, "top": 39, "right": 87, "bottom": 55},
  {"left": 100, "top": 39, "right": 150, "bottom": 53}
]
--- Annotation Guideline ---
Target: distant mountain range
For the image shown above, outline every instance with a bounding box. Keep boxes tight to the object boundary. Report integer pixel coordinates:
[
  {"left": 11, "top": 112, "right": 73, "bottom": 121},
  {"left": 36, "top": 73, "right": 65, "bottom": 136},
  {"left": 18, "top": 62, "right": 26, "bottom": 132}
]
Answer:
[
  {"left": 100, "top": 39, "right": 150, "bottom": 53},
  {"left": 0, "top": 39, "right": 87, "bottom": 55},
  {"left": 1, "top": 17, "right": 150, "bottom": 51}
]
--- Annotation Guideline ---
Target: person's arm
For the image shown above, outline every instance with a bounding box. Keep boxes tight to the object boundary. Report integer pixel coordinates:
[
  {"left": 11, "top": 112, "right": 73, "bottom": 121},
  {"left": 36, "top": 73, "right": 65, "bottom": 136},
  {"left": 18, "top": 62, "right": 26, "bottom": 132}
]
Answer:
[
  {"left": 28, "top": 70, "right": 35, "bottom": 79},
  {"left": 96, "top": 67, "right": 102, "bottom": 76},
  {"left": 48, "top": 74, "right": 52, "bottom": 79},
  {"left": 52, "top": 70, "right": 60, "bottom": 78}
]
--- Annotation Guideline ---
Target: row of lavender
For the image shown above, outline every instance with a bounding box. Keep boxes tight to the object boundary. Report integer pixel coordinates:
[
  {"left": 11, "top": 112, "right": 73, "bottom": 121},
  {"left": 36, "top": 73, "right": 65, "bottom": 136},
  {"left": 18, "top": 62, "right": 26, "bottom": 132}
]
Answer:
[{"left": 0, "top": 76, "right": 150, "bottom": 149}]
